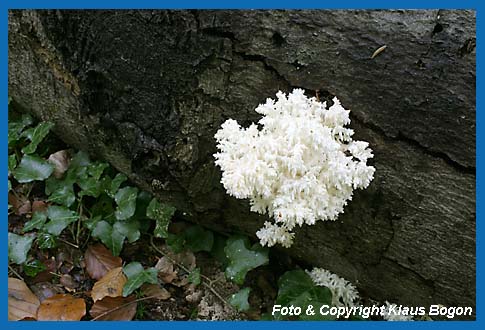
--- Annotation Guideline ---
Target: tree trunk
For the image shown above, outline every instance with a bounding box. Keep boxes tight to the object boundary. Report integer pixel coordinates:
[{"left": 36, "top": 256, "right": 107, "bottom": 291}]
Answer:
[{"left": 8, "top": 10, "right": 476, "bottom": 315}]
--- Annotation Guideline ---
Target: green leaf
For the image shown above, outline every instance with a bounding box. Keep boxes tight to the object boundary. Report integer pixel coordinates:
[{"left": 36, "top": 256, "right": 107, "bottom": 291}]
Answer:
[
  {"left": 92, "top": 221, "right": 125, "bottom": 256},
  {"left": 37, "top": 232, "right": 58, "bottom": 249},
  {"left": 8, "top": 232, "right": 34, "bottom": 264},
  {"left": 13, "top": 154, "right": 54, "bottom": 183},
  {"left": 44, "top": 205, "right": 79, "bottom": 236},
  {"left": 224, "top": 237, "right": 269, "bottom": 285},
  {"left": 83, "top": 215, "right": 102, "bottom": 231},
  {"left": 23, "top": 211, "right": 47, "bottom": 232},
  {"left": 122, "top": 262, "right": 158, "bottom": 297},
  {"left": 185, "top": 225, "right": 214, "bottom": 252},
  {"left": 146, "top": 198, "right": 175, "bottom": 239},
  {"left": 275, "top": 270, "right": 334, "bottom": 321},
  {"left": 21, "top": 122, "right": 54, "bottom": 154},
  {"left": 229, "top": 287, "right": 251, "bottom": 312},
  {"left": 188, "top": 267, "right": 201, "bottom": 286},
  {"left": 8, "top": 179, "right": 12, "bottom": 192},
  {"left": 107, "top": 173, "right": 127, "bottom": 198},
  {"left": 24, "top": 260, "right": 47, "bottom": 277},
  {"left": 47, "top": 181, "right": 76, "bottom": 207},
  {"left": 166, "top": 233, "right": 185, "bottom": 253},
  {"left": 8, "top": 154, "right": 17, "bottom": 174},
  {"left": 87, "top": 162, "right": 109, "bottom": 180},
  {"left": 114, "top": 186, "right": 138, "bottom": 220},
  {"left": 113, "top": 220, "right": 140, "bottom": 243},
  {"left": 78, "top": 177, "right": 103, "bottom": 198},
  {"left": 8, "top": 114, "right": 33, "bottom": 147},
  {"left": 211, "top": 234, "right": 229, "bottom": 267}
]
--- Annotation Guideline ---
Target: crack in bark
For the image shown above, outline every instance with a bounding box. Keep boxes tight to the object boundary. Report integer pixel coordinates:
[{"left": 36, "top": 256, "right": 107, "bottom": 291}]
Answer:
[{"left": 350, "top": 113, "right": 475, "bottom": 175}]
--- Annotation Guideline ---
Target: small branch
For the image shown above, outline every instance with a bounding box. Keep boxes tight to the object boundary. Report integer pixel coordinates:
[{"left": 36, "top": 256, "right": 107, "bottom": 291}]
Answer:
[
  {"left": 8, "top": 265, "right": 24, "bottom": 281},
  {"left": 59, "top": 238, "right": 79, "bottom": 249},
  {"left": 90, "top": 295, "right": 160, "bottom": 321}
]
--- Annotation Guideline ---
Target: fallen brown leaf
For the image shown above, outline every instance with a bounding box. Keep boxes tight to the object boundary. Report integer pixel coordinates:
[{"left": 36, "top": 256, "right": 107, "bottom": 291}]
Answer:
[
  {"left": 90, "top": 296, "right": 137, "bottom": 321},
  {"left": 85, "top": 244, "right": 122, "bottom": 280},
  {"left": 30, "top": 282, "right": 65, "bottom": 302},
  {"left": 8, "top": 277, "right": 41, "bottom": 321},
  {"left": 60, "top": 274, "right": 79, "bottom": 292},
  {"left": 32, "top": 200, "right": 48, "bottom": 213},
  {"left": 48, "top": 150, "right": 70, "bottom": 179},
  {"left": 171, "top": 250, "right": 196, "bottom": 271},
  {"left": 155, "top": 256, "right": 177, "bottom": 283},
  {"left": 91, "top": 267, "right": 127, "bottom": 302},
  {"left": 141, "top": 283, "right": 171, "bottom": 300},
  {"left": 37, "top": 294, "right": 86, "bottom": 321},
  {"left": 8, "top": 193, "right": 31, "bottom": 216}
]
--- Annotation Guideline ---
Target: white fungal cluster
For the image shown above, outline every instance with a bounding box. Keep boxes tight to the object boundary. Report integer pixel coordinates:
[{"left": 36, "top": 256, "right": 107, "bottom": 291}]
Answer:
[
  {"left": 308, "top": 267, "right": 359, "bottom": 307},
  {"left": 214, "top": 89, "right": 375, "bottom": 248}
]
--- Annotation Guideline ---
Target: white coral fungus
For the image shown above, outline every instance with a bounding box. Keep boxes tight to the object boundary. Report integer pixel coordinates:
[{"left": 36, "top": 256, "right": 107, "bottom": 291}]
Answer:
[
  {"left": 214, "top": 89, "right": 375, "bottom": 247},
  {"left": 308, "top": 267, "right": 359, "bottom": 307}
]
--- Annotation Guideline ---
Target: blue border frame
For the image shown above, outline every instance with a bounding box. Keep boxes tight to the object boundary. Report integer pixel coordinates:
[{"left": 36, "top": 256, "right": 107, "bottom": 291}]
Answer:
[{"left": 2, "top": 0, "right": 481, "bottom": 329}]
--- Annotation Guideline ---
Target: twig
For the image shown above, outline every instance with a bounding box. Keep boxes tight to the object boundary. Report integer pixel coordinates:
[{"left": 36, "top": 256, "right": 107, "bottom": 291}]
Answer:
[
  {"left": 59, "top": 238, "right": 79, "bottom": 249},
  {"left": 8, "top": 265, "right": 24, "bottom": 281},
  {"left": 90, "top": 294, "right": 161, "bottom": 321},
  {"left": 149, "top": 236, "right": 235, "bottom": 312}
]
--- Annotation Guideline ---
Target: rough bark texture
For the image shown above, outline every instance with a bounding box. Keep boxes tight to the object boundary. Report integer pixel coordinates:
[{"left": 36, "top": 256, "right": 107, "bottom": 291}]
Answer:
[{"left": 8, "top": 10, "right": 476, "bottom": 315}]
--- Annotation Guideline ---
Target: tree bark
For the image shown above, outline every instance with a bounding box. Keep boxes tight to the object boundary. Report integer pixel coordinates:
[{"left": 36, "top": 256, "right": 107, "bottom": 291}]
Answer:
[{"left": 8, "top": 10, "right": 476, "bottom": 316}]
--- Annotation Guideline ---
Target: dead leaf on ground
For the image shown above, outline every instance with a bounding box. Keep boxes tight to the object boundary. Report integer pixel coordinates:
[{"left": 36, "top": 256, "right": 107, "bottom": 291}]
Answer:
[
  {"left": 8, "top": 193, "right": 31, "bottom": 216},
  {"left": 170, "top": 250, "right": 196, "bottom": 271},
  {"left": 32, "top": 200, "right": 48, "bottom": 213},
  {"left": 91, "top": 267, "right": 126, "bottom": 302},
  {"left": 141, "top": 283, "right": 171, "bottom": 300},
  {"left": 48, "top": 150, "right": 70, "bottom": 179},
  {"left": 90, "top": 296, "right": 137, "bottom": 321},
  {"left": 85, "top": 244, "right": 122, "bottom": 280},
  {"left": 60, "top": 274, "right": 79, "bottom": 292},
  {"left": 37, "top": 294, "right": 86, "bottom": 321},
  {"left": 30, "top": 282, "right": 65, "bottom": 302},
  {"left": 155, "top": 256, "right": 177, "bottom": 284},
  {"left": 31, "top": 258, "right": 56, "bottom": 283},
  {"left": 8, "top": 277, "right": 41, "bottom": 320}
]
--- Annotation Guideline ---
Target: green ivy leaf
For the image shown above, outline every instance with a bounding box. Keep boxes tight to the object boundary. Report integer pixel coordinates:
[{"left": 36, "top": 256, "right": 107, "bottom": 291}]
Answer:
[
  {"left": 113, "top": 220, "right": 140, "bottom": 243},
  {"left": 87, "top": 162, "right": 109, "bottom": 180},
  {"left": 21, "top": 122, "right": 54, "bottom": 154},
  {"left": 8, "top": 232, "right": 34, "bottom": 264},
  {"left": 37, "top": 232, "right": 58, "bottom": 249},
  {"left": 114, "top": 186, "right": 138, "bottom": 220},
  {"left": 8, "top": 179, "right": 12, "bottom": 192},
  {"left": 78, "top": 176, "right": 104, "bottom": 198},
  {"left": 44, "top": 205, "right": 79, "bottom": 236},
  {"left": 122, "top": 262, "right": 158, "bottom": 297},
  {"left": 229, "top": 287, "right": 251, "bottom": 312},
  {"left": 146, "top": 198, "right": 175, "bottom": 239},
  {"left": 23, "top": 211, "right": 48, "bottom": 232},
  {"left": 83, "top": 215, "right": 102, "bottom": 231},
  {"left": 24, "top": 260, "right": 47, "bottom": 277},
  {"left": 185, "top": 225, "right": 214, "bottom": 252},
  {"left": 92, "top": 220, "right": 125, "bottom": 256},
  {"left": 8, "top": 114, "right": 33, "bottom": 147},
  {"left": 47, "top": 181, "right": 76, "bottom": 207},
  {"left": 188, "top": 267, "right": 201, "bottom": 286},
  {"left": 166, "top": 233, "right": 185, "bottom": 253},
  {"left": 275, "top": 270, "right": 334, "bottom": 321},
  {"left": 107, "top": 173, "right": 127, "bottom": 198},
  {"left": 211, "top": 234, "right": 229, "bottom": 267},
  {"left": 8, "top": 154, "right": 17, "bottom": 174},
  {"left": 13, "top": 154, "right": 54, "bottom": 183},
  {"left": 224, "top": 237, "right": 269, "bottom": 285}
]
